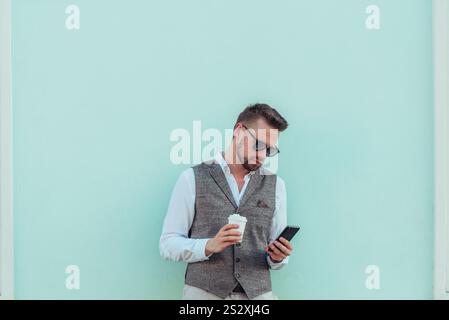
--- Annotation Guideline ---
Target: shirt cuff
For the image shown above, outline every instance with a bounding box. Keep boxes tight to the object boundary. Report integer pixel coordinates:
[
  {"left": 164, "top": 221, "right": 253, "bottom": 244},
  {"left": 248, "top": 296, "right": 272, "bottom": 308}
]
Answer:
[
  {"left": 267, "top": 254, "right": 289, "bottom": 270},
  {"left": 195, "top": 238, "right": 214, "bottom": 261}
]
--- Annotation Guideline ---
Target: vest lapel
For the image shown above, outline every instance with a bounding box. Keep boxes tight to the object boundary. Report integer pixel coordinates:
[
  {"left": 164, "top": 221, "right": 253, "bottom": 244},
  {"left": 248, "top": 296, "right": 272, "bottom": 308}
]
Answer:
[
  {"left": 239, "top": 169, "right": 263, "bottom": 207},
  {"left": 208, "top": 164, "right": 238, "bottom": 209}
]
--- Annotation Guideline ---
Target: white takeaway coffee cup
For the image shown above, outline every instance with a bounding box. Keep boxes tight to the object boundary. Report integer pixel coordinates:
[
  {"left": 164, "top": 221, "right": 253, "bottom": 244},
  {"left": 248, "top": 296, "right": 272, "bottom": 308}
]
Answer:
[{"left": 228, "top": 214, "right": 247, "bottom": 243}]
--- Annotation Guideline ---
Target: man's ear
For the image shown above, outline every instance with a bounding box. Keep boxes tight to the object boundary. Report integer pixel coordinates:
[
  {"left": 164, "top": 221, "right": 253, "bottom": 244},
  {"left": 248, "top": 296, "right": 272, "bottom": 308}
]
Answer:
[{"left": 233, "top": 123, "right": 243, "bottom": 140}]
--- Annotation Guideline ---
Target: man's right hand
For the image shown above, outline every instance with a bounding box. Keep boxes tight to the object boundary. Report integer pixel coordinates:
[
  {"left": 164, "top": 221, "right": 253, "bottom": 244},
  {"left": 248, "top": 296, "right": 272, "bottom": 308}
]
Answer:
[{"left": 205, "top": 224, "right": 242, "bottom": 256}]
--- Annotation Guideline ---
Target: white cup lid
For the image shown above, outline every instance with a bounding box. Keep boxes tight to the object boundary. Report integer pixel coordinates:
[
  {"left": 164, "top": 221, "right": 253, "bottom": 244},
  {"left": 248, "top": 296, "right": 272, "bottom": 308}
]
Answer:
[{"left": 228, "top": 214, "right": 247, "bottom": 222}]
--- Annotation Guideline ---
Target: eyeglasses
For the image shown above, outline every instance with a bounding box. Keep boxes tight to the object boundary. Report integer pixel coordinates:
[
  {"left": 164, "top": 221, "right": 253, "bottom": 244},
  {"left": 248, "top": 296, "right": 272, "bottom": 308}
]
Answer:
[{"left": 241, "top": 124, "right": 280, "bottom": 157}]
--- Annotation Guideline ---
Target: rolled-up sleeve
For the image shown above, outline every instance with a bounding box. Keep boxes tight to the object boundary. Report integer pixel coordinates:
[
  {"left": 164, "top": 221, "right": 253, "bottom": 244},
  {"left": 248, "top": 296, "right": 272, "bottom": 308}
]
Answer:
[{"left": 266, "top": 176, "right": 289, "bottom": 270}]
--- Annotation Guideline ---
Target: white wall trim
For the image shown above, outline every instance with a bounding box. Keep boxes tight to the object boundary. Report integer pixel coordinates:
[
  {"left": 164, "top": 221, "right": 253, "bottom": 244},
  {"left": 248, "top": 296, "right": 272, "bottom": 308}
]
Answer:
[
  {"left": 0, "top": 0, "right": 13, "bottom": 300},
  {"left": 433, "top": 0, "right": 449, "bottom": 300}
]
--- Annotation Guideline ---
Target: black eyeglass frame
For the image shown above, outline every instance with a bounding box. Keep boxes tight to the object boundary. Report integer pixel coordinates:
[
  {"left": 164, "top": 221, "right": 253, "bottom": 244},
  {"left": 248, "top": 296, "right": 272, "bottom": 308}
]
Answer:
[{"left": 241, "top": 124, "right": 280, "bottom": 157}]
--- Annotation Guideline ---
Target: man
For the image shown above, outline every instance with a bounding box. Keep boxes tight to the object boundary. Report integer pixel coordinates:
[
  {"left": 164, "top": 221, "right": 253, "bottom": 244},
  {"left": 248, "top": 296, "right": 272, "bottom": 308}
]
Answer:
[{"left": 160, "top": 103, "right": 293, "bottom": 300}]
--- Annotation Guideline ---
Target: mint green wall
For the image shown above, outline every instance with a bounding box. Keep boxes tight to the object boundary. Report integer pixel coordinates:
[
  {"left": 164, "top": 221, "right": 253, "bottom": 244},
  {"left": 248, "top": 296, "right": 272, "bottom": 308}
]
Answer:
[{"left": 11, "top": 0, "right": 433, "bottom": 299}]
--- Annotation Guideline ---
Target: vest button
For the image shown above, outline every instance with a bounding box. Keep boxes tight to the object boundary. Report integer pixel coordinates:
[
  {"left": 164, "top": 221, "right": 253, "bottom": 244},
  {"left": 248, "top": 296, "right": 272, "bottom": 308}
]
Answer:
[
  {"left": 235, "top": 273, "right": 241, "bottom": 278},
  {"left": 236, "top": 243, "right": 241, "bottom": 247},
  {"left": 236, "top": 258, "right": 240, "bottom": 263}
]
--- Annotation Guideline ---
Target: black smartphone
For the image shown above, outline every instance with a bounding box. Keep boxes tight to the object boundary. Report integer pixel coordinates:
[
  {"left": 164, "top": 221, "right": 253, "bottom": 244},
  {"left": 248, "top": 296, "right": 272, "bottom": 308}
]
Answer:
[{"left": 268, "top": 225, "right": 300, "bottom": 251}]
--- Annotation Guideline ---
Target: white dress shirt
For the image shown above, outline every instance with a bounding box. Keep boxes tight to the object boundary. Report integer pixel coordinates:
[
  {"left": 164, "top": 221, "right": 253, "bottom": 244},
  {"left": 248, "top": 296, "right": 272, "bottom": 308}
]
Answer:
[{"left": 159, "top": 151, "right": 289, "bottom": 270}]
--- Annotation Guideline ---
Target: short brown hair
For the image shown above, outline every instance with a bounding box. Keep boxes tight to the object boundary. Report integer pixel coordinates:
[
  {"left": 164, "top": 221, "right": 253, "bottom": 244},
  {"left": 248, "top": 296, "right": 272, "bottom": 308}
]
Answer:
[{"left": 234, "top": 103, "right": 289, "bottom": 132}]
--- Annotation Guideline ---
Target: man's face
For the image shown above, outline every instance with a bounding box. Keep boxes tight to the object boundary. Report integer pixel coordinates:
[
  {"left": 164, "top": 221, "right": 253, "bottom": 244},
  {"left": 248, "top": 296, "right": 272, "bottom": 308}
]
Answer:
[{"left": 234, "top": 118, "right": 280, "bottom": 172}]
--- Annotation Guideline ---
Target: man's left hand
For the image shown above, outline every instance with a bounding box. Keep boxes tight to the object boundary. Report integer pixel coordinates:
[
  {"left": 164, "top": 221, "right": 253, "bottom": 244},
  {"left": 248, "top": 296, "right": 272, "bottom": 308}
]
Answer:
[{"left": 264, "top": 237, "right": 293, "bottom": 263}]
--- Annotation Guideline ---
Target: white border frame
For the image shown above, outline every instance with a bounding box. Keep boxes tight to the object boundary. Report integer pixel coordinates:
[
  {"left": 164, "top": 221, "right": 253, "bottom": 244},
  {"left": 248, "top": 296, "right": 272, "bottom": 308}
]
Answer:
[
  {"left": 434, "top": 0, "right": 449, "bottom": 300},
  {"left": 0, "top": 0, "right": 445, "bottom": 302},
  {"left": 0, "top": 0, "right": 13, "bottom": 300}
]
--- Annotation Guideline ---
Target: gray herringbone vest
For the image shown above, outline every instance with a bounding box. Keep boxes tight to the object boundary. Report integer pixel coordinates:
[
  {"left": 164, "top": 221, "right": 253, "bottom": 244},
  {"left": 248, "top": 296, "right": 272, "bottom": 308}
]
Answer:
[{"left": 184, "top": 159, "right": 277, "bottom": 299}]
